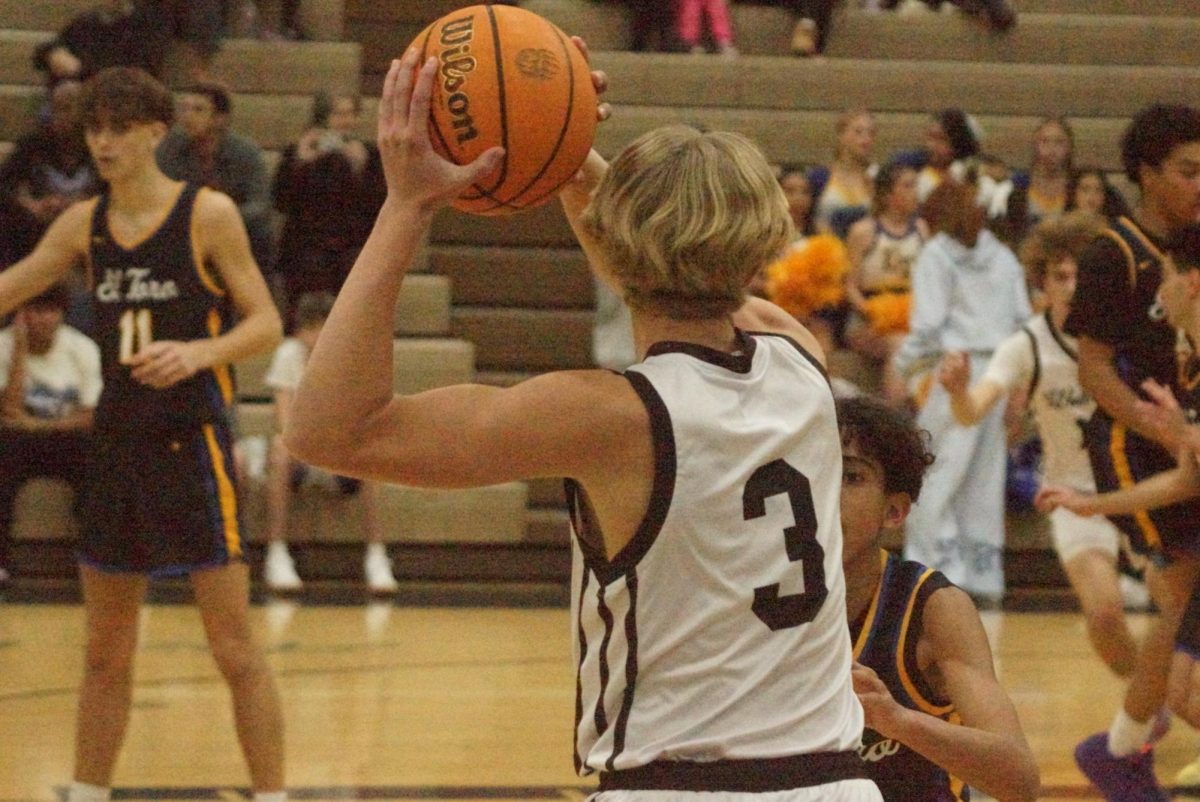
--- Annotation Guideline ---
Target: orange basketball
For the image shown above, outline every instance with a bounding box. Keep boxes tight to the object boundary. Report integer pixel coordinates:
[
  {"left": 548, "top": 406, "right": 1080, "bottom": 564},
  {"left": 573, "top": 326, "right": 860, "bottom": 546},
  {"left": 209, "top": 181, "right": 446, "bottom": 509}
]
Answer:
[{"left": 407, "top": 4, "right": 597, "bottom": 216}]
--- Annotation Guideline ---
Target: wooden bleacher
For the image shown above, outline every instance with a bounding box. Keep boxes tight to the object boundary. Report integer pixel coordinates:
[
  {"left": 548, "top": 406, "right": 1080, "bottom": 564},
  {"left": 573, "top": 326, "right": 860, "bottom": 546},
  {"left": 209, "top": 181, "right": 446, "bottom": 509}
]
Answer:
[{"left": 6, "top": 0, "right": 1200, "bottom": 594}]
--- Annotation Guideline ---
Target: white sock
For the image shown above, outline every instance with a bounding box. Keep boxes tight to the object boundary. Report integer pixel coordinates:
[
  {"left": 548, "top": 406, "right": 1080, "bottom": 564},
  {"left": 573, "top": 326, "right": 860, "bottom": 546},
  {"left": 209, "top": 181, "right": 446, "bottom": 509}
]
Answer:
[
  {"left": 365, "top": 542, "right": 387, "bottom": 561},
  {"left": 1109, "top": 707, "right": 1154, "bottom": 756},
  {"left": 267, "top": 540, "right": 290, "bottom": 559},
  {"left": 67, "top": 782, "right": 111, "bottom": 802},
  {"left": 254, "top": 792, "right": 287, "bottom": 802}
]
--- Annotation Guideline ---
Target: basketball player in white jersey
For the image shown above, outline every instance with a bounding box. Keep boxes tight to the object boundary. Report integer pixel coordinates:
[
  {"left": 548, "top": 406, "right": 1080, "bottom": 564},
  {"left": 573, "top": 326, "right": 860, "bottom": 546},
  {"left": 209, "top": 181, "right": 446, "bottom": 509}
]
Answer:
[
  {"left": 288, "top": 50, "right": 881, "bottom": 800},
  {"left": 938, "top": 211, "right": 1142, "bottom": 680}
]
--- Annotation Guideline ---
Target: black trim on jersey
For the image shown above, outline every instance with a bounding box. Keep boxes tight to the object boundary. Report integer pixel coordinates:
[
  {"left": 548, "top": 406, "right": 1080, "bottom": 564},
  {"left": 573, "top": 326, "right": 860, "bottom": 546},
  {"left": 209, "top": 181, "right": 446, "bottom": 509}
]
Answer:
[
  {"left": 1022, "top": 327, "right": 1040, "bottom": 399},
  {"left": 573, "top": 568, "right": 591, "bottom": 775},
  {"left": 902, "top": 571, "right": 955, "bottom": 710},
  {"left": 598, "top": 751, "right": 868, "bottom": 792},
  {"left": 745, "top": 329, "right": 830, "bottom": 383},
  {"left": 644, "top": 328, "right": 757, "bottom": 374},
  {"left": 573, "top": 370, "right": 675, "bottom": 586},
  {"left": 1044, "top": 310, "right": 1077, "bottom": 362},
  {"left": 606, "top": 570, "right": 639, "bottom": 771},
  {"left": 593, "top": 583, "right": 614, "bottom": 739}
]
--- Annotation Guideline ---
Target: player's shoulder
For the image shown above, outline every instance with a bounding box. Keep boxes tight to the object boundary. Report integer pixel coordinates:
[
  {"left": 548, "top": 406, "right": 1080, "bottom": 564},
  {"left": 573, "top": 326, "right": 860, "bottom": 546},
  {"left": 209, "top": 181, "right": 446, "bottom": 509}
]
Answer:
[
  {"left": 732, "top": 296, "right": 827, "bottom": 368},
  {"left": 193, "top": 185, "right": 239, "bottom": 217}
]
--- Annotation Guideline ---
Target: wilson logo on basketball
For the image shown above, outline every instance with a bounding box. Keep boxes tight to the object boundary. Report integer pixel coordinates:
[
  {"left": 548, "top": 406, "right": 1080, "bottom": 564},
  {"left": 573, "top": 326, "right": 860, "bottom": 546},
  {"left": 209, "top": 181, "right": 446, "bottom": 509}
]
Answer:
[
  {"left": 514, "top": 49, "right": 559, "bottom": 80},
  {"left": 437, "top": 16, "right": 479, "bottom": 145}
]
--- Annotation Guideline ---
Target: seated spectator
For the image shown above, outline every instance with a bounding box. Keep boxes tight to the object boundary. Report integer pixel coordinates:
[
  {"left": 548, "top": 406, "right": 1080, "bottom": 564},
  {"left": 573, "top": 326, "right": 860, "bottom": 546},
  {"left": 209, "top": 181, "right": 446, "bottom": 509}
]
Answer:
[
  {"left": 811, "top": 108, "right": 877, "bottom": 237},
  {"left": 1066, "top": 166, "right": 1132, "bottom": 220},
  {"left": 272, "top": 92, "right": 386, "bottom": 326},
  {"left": 677, "top": 0, "right": 737, "bottom": 56},
  {"left": 157, "top": 82, "right": 274, "bottom": 275},
  {"left": 32, "top": 0, "right": 167, "bottom": 90},
  {"left": 910, "top": 108, "right": 983, "bottom": 202},
  {"left": 843, "top": 160, "right": 929, "bottom": 403},
  {"left": 758, "top": 0, "right": 836, "bottom": 56},
  {"left": 0, "top": 284, "right": 101, "bottom": 586},
  {"left": 627, "top": 1, "right": 675, "bottom": 52},
  {"left": 990, "top": 117, "right": 1075, "bottom": 244},
  {"left": 0, "top": 81, "right": 99, "bottom": 270},
  {"left": 879, "top": 0, "right": 1016, "bottom": 31},
  {"left": 148, "top": 0, "right": 224, "bottom": 82},
  {"left": 261, "top": 293, "right": 399, "bottom": 593}
]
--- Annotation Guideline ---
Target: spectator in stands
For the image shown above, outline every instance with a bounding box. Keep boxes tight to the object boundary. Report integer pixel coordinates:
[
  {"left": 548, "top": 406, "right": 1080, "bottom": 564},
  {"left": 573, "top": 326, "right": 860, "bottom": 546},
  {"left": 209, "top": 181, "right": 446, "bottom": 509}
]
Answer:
[
  {"left": 893, "top": 179, "right": 1031, "bottom": 604},
  {"left": 0, "top": 81, "right": 99, "bottom": 270},
  {"left": 157, "top": 82, "right": 275, "bottom": 276},
  {"left": 149, "top": 0, "right": 224, "bottom": 82},
  {"left": 843, "top": 160, "right": 928, "bottom": 404},
  {"left": 780, "top": 0, "right": 837, "bottom": 56},
  {"left": 0, "top": 284, "right": 101, "bottom": 586},
  {"left": 32, "top": 0, "right": 167, "bottom": 90},
  {"left": 627, "top": 2, "right": 675, "bottom": 52},
  {"left": 990, "top": 117, "right": 1075, "bottom": 245},
  {"left": 900, "top": 108, "right": 982, "bottom": 203},
  {"left": 812, "top": 108, "right": 877, "bottom": 237},
  {"left": 677, "top": 0, "right": 737, "bottom": 56},
  {"left": 261, "top": 292, "right": 399, "bottom": 593},
  {"left": 878, "top": 0, "right": 1016, "bottom": 31},
  {"left": 1066, "top": 166, "right": 1132, "bottom": 220},
  {"left": 272, "top": 91, "right": 386, "bottom": 327}
]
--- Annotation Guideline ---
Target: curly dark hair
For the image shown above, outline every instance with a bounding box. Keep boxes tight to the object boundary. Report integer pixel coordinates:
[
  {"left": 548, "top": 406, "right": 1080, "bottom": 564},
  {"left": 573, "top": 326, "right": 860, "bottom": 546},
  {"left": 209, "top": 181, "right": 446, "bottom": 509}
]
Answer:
[
  {"left": 1120, "top": 104, "right": 1200, "bottom": 186},
  {"left": 836, "top": 396, "right": 934, "bottom": 501}
]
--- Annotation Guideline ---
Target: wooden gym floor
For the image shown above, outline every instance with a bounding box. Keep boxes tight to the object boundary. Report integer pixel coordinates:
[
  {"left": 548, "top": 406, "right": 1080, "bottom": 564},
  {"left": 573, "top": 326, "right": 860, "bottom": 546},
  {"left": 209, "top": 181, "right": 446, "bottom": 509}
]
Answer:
[{"left": 3, "top": 588, "right": 1200, "bottom": 801}]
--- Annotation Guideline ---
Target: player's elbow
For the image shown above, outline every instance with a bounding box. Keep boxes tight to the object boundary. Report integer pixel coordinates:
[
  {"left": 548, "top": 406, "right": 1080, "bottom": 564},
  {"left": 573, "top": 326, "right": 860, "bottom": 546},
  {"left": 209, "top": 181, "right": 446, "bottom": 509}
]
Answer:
[{"left": 1005, "top": 753, "right": 1041, "bottom": 802}]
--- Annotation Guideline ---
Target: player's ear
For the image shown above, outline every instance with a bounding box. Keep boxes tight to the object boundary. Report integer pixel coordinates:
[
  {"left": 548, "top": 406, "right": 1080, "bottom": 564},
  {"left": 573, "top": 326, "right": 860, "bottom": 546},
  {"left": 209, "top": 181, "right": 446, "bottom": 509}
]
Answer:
[{"left": 882, "top": 492, "right": 912, "bottom": 530}]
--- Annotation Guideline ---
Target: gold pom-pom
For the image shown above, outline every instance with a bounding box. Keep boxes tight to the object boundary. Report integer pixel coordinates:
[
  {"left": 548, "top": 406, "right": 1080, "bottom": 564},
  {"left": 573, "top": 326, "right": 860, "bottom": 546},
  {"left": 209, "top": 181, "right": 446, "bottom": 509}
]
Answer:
[
  {"left": 861, "top": 291, "right": 912, "bottom": 336},
  {"left": 764, "top": 235, "right": 849, "bottom": 319}
]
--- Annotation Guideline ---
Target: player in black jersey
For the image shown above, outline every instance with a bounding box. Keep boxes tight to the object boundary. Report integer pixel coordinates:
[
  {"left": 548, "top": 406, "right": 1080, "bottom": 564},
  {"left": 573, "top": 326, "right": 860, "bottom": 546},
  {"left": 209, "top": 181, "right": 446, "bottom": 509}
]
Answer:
[
  {"left": 838, "top": 397, "right": 1038, "bottom": 802},
  {"left": 0, "top": 68, "right": 284, "bottom": 802},
  {"left": 1061, "top": 104, "right": 1200, "bottom": 800},
  {"left": 1044, "top": 224, "right": 1200, "bottom": 724}
]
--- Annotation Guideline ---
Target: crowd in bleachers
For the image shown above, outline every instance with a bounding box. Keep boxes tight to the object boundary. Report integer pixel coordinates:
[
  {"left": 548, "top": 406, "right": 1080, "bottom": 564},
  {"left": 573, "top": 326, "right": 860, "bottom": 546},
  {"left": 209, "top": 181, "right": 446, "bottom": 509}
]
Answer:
[{"left": 0, "top": 0, "right": 1174, "bottom": 607}]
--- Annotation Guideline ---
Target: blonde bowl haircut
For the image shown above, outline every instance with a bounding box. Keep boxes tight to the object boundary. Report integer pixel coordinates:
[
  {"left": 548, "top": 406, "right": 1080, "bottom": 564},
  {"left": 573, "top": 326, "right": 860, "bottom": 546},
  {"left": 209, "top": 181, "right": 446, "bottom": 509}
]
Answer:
[
  {"left": 580, "top": 126, "right": 794, "bottom": 320},
  {"left": 1019, "top": 209, "right": 1104, "bottom": 288}
]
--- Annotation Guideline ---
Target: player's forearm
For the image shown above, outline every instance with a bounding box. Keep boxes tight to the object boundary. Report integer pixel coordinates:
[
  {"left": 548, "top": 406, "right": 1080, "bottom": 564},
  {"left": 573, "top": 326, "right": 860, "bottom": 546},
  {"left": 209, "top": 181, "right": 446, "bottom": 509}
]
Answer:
[
  {"left": 1078, "top": 343, "right": 1169, "bottom": 447},
  {"left": 1089, "top": 466, "right": 1200, "bottom": 516},
  {"left": 559, "top": 150, "right": 613, "bottom": 284},
  {"left": 287, "top": 196, "right": 429, "bottom": 464},
  {"left": 885, "top": 708, "right": 1039, "bottom": 802},
  {"left": 201, "top": 306, "right": 282, "bottom": 369}
]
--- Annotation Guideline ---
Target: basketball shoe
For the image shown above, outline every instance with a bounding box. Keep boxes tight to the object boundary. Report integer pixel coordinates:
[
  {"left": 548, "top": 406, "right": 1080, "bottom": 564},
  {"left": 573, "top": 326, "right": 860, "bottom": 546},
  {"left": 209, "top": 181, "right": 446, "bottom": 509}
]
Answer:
[{"left": 1074, "top": 732, "right": 1168, "bottom": 802}]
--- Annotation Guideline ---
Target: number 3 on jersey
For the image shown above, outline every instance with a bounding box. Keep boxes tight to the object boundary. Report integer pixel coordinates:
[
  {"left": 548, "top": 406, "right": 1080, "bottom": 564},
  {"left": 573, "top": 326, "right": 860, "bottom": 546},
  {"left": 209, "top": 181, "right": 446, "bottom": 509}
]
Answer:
[
  {"left": 118, "top": 308, "right": 153, "bottom": 364},
  {"left": 744, "top": 459, "right": 828, "bottom": 631}
]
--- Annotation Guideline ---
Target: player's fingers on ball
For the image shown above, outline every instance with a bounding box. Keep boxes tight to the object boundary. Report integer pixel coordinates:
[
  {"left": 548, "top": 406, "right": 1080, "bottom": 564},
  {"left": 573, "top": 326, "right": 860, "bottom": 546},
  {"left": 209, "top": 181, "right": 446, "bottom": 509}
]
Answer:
[
  {"left": 406, "top": 57, "right": 438, "bottom": 143},
  {"left": 590, "top": 69, "right": 608, "bottom": 96},
  {"left": 598, "top": 102, "right": 612, "bottom": 122},
  {"left": 380, "top": 58, "right": 404, "bottom": 129},
  {"left": 570, "top": 35, "right": 590, "bottom": 62}
]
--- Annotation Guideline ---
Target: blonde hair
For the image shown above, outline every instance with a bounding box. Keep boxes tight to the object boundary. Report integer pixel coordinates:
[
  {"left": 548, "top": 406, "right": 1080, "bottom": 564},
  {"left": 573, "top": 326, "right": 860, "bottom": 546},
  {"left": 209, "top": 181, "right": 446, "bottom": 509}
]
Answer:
[
  {"left": 1019, "top": 210, "right": 1104, "bottom": 288},
  {"left": 580, "top": 126, "right": 793, "bottom": 319}
]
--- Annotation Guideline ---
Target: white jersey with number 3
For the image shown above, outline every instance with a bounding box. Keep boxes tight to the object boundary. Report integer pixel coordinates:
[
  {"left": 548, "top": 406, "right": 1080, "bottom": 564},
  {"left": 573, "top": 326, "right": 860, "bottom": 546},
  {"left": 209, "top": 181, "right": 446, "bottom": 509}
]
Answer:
[{"left": 570, "top": 330, "right": 863, "bottom": 776}]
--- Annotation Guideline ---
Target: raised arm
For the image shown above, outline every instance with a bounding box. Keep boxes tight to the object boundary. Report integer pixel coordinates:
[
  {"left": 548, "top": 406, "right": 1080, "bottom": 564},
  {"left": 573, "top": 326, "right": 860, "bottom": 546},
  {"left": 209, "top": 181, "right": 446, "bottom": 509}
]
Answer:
[{"left": 855, "top": 585, "right": 1039, "bottom": 802}]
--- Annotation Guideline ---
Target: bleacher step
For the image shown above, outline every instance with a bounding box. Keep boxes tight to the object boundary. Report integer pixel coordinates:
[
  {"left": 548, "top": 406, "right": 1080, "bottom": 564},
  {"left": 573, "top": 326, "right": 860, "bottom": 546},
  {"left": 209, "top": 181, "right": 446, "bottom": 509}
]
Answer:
[
  {"left": 451, "top": 307, "right": 593, "bottom": 372},
  {"left": 428, "top": 246, "right": 593, "bottom": 309}
]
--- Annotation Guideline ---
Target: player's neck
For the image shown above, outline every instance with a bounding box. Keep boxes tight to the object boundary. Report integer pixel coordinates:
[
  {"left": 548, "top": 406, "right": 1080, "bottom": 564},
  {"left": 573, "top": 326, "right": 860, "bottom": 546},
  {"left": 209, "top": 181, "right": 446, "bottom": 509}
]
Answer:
[
  {"left": 1133, "top": 202, "right": 1173, "bottom": 241},
  {"left": 844, "top": 547, "right": 883, "bottom": 625},
  {"left": 632, "top": 313, "right": 738, "bottom": 358},
  {"left": 108, "top": 168, "right": 178, "bottom": 215}
]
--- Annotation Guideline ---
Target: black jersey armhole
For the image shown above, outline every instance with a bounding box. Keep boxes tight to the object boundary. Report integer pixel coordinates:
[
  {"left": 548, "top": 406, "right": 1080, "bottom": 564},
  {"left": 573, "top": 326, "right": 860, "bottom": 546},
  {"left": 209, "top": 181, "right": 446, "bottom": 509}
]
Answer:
[
  {"left": 902, "top": 570, "right": 955, "bottom": 709},
  {"left": 587, "top": 369, "right": 676, "bottom": 584}
]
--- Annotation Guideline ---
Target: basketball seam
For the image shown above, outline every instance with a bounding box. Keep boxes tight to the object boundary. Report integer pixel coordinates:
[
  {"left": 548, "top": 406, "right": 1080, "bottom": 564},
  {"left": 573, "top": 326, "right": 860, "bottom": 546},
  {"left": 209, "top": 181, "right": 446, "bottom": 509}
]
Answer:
[
  {"left": 500, "top": 25, "right": 584, "bottom": 211},
  {"left": 462, "top": 4, "right": 512, "bottom": 212}
]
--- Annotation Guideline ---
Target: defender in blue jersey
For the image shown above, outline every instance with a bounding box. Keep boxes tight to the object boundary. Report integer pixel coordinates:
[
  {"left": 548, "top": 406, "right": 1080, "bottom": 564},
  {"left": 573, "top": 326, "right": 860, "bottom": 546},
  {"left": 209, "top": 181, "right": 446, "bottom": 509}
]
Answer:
[
  {"left": 0, "top": 68, "right": 284, "bottom": 802},
  {"left": 837, "top": 397, "right": 1038, "bottom": 802}
]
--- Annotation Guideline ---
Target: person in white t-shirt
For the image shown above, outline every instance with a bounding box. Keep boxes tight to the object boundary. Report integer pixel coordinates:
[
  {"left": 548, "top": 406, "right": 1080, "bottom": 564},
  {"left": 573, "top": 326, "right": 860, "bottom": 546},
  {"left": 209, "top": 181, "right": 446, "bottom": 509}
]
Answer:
[
  {"left": 260, "top": 291, "right": 398, "bottom": 592},
  {"left": 0, "top": 282, "right": 101, "bottom": 584},
  {"left": 936, "top": 211, "right": 1142, "bottom": 678}
]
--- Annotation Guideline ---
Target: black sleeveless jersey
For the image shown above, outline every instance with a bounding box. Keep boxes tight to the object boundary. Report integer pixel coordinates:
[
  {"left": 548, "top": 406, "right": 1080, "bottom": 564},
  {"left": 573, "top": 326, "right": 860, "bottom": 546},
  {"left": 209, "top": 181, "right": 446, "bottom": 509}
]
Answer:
[
  {"left": 87, "top": 183, "right": 235, "bottom": 433},
  {"left": 1065, "top": 216, "right": 1175, "bottom": 393},
  {"left": 852, "top": 550, "right": 966, "bottom": 802}
]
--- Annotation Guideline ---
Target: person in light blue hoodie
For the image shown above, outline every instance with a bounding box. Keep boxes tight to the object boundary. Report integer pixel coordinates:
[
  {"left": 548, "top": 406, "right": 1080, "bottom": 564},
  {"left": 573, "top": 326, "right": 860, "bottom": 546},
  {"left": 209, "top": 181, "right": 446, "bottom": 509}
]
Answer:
[{"left": 892, "top": 178, "right": 1031, "bottom": 604}]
